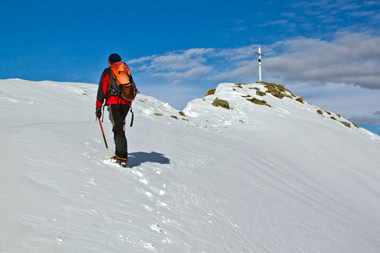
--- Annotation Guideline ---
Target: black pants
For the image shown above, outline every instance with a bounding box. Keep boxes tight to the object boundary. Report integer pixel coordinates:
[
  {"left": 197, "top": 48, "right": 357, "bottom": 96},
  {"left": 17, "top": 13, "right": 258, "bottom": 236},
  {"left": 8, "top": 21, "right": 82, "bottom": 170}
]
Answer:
[{"left": 108, "top": 104, "right": 130, "bottom": 158}]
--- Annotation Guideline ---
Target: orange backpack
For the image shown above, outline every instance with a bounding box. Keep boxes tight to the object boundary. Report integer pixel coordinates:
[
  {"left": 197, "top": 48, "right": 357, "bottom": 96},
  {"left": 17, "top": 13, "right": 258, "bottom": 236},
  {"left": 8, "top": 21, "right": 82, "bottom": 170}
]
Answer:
[{"left": 109, "top": 62, "right": 137, "bottom": 102}]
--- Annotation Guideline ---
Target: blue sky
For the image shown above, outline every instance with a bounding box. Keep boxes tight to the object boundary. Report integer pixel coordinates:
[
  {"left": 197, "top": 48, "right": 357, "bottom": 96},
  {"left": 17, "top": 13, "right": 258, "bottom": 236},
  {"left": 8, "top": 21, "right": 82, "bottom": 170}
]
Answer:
[{"left": 1, "top": 0, "right": 380, "bottom": 134}]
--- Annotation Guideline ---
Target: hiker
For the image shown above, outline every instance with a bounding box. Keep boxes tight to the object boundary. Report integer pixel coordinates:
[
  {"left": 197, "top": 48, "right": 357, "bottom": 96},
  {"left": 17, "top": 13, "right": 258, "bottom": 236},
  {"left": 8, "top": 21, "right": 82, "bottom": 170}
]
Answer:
[{"left": 95, "top": 53, "right": 136, "bottom": 166}]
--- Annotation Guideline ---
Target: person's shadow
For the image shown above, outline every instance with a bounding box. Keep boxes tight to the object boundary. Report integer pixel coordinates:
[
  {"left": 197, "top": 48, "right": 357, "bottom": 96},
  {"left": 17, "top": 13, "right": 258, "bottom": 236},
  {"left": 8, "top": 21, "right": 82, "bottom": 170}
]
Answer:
[{"left": 128, "top": 152, "right": 170, "bottom": 168}]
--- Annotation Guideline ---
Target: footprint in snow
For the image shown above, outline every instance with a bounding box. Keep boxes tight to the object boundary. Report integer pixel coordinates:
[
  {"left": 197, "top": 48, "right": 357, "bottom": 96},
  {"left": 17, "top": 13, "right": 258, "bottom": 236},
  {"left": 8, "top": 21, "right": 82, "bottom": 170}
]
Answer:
[
  {"left": 56, "top": 237, "right": 64, "bottom": 244},
  {"left": 143, "top": 204, "right": 154, "bottom": 212},
  {"left": 86, "top": 178, "right": 97, "bottom": 186},
  {"left": 150, "top": 223, "right": 163, "bottom": 233}
]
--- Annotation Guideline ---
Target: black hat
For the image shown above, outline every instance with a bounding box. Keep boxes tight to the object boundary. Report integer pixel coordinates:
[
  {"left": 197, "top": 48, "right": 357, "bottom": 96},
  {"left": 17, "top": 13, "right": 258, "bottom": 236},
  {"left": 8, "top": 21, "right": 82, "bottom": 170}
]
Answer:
[{"left": 108, "top": 53, "right": 121, "bottom": 64}]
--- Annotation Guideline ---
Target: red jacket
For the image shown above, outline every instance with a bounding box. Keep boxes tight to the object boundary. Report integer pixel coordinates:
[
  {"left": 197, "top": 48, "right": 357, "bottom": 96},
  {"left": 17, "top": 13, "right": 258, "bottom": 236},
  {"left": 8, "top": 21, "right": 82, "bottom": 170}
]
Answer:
[{"left": 96, "top": 66, "right": 132, "bottom": 108}]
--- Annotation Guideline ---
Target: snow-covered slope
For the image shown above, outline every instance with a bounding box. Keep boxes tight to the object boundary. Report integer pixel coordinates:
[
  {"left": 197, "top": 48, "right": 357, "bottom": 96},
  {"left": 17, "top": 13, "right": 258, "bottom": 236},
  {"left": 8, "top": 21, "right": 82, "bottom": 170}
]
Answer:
[{"left": 1, "top": 79, "right": 380, "bottom": 253}]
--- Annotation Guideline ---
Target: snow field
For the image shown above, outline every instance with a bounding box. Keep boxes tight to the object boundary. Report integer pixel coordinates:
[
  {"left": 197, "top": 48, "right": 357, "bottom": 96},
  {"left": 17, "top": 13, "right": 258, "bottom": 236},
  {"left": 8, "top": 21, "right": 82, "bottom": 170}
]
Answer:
[{"left": 1, "top": 79, "right": 380, "bottom": 252}]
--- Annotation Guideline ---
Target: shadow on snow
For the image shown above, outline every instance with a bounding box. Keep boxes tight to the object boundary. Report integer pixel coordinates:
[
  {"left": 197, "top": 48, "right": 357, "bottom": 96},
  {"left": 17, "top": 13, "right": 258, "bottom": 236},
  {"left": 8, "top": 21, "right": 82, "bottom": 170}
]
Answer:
[{"left": 128, "top": 152, "right": 170, "bottom": 168}]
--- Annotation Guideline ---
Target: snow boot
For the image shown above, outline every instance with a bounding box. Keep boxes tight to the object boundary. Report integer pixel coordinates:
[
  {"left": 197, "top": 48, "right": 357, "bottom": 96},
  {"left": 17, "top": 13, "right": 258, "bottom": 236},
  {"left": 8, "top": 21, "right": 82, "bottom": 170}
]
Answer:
[{"left": 110, "top": 155, "right": 128, "bottom": 167}]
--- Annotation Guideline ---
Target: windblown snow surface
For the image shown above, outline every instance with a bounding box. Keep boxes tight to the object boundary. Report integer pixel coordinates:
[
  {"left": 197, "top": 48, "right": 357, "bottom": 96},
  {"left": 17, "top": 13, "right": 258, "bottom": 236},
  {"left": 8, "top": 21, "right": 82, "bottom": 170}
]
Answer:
[{"left": 1, "top": 79, "right": 380, "bottom": 253}]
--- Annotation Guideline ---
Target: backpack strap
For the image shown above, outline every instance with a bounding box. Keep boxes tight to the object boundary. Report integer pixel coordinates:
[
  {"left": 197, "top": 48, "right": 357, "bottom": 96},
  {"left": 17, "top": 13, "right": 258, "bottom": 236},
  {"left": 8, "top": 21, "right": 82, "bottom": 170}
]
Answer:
[
  {"left": 105, "top": 68, "right": 112, "bottom": 101},
  {"left": 105, "top": 68, "right": 121, "bottom": 102},
  {"left": 101, "top": 104, "right": 106, "bottom": 122},
  {"left": 130, "top": 106, "right": 134, "bottom": 127}
]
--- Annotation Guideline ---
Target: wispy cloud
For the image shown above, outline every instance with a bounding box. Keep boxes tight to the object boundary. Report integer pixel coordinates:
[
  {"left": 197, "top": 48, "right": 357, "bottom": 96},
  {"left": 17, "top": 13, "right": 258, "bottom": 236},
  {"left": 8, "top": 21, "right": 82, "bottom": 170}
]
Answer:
[
  {"left": 349, "top": 10, "right": 376, "bottom": 17},
  {"left": 350, "top": 111, "right": 380, "bottom": 125},
  {"left": 213, "top": 45, "right": 261, "bottom": 61},
  {"left": 129, "top": 48, "right": 214, "bottom": 82},
  {"left": 284, "top": 0, "right": 380, "bottom": 35},
  {"left": 339, "top": 3, "right": 361, "bottom": 11},
  {"left": 256, "top": 19, "right": 289, "bottom": 27},
  {"left": 127, "top": 55, "right": 156, "bottom": 65},
  {"left": 370, "top": 13, "right": 380, "bottom": 20},
  {"left": 154, "top": 65, "right": 213, "bottom": 79},
  {"left": 230, "top": 27, "right": 246, "bottom": 31},
  {"left": 364, "top": 1, "right": 380, "bottom": 6},
  {"left": 291, "top": 0, "right": 367, "bottom": 14}
]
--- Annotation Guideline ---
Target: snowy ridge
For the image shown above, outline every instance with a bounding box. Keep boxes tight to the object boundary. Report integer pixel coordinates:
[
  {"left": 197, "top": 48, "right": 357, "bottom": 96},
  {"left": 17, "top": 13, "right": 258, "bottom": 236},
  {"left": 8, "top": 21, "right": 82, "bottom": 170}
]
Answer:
[
  {"left": 1, "top": 79, "right": 380, "bottom": 253},
  {"left": 184, "top": 82, "right": 358, "bottom": 133}
]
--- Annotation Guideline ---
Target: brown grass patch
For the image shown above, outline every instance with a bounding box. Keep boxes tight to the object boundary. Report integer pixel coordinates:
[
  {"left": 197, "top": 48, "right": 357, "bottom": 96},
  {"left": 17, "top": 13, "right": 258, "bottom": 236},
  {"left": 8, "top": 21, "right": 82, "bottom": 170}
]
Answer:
[
  {"left": 212, "top": 98, "right": 230, "bottom": 109},
  {"left": 235, "top": 83, "right": 247, "bottom": 89},
  {"left": 340, "top": 121, "right": 351, "bottom": 128},
  {"left": 205, "top": 88, "right": 216, "bottom": 96},
  {"left": 258, "top": 81, "right": 296, "bottom": 99},
  {"left": 256, "top": 90, "right": 266, "bottom": 96},
  {"left": 247, "top": 97, "right": 271, "bottom": 107}
]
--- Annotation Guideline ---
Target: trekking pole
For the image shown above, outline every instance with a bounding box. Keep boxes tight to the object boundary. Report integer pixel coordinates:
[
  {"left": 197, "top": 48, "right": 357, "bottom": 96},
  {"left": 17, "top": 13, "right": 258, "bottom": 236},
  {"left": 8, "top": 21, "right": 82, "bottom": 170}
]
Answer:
[{"left": 98, "top": 118, "right": 108, "bottom": 149}]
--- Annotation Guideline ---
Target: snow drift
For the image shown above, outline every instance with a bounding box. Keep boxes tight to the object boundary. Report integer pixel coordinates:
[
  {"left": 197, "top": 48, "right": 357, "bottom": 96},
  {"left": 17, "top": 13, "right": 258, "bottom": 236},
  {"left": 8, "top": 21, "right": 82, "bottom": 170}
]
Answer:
[{"left": 0, "top": 79, "right": 380, "bottom": 253}]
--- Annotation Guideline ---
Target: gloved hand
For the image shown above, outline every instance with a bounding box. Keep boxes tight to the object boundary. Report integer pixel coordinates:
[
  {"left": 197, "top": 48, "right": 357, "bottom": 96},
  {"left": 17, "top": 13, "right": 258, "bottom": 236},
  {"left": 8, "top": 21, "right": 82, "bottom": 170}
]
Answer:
[{"left": 95, "top": 107, "right": 102, "bottom": 118}]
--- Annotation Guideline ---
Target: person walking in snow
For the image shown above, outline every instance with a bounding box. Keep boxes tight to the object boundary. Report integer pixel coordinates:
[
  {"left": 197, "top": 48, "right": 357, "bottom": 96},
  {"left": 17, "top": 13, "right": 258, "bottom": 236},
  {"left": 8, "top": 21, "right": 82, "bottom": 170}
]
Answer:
[{"left": 95, "top": 53, "right": 136, "bottom": 166}]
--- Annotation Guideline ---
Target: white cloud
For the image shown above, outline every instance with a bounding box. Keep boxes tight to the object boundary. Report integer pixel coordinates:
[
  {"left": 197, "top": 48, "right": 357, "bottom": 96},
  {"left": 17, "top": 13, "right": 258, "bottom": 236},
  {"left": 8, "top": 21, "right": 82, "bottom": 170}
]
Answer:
[
  {"left": 155, "top": 65, "right": 213, "bottom": 79},
  {"left": 127, "top": 55, "right": 156, "bottom": 64},
  {"left": 149, "top": 48, "right": 212, "bottom": 71},
  {"left": 129, "top": 32, "right": 380, "bottom": 90},
  {"left": 215, "top": 32, "right": 380, "bottom": 89},
  {"left": 128, "top": 31, "right": 380, "bottom": 123},
  {"left": 350, "top": 113, "right": 380, "bottom": 125},
  {"left": 211, "top": 60, "right": 255, "bottom": 80},
  {"left": 286, "top": 82, "right": 380, "bottom": 124},
  {"left": 129, "top": 48, "right": 214, "bottom": 81}
]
